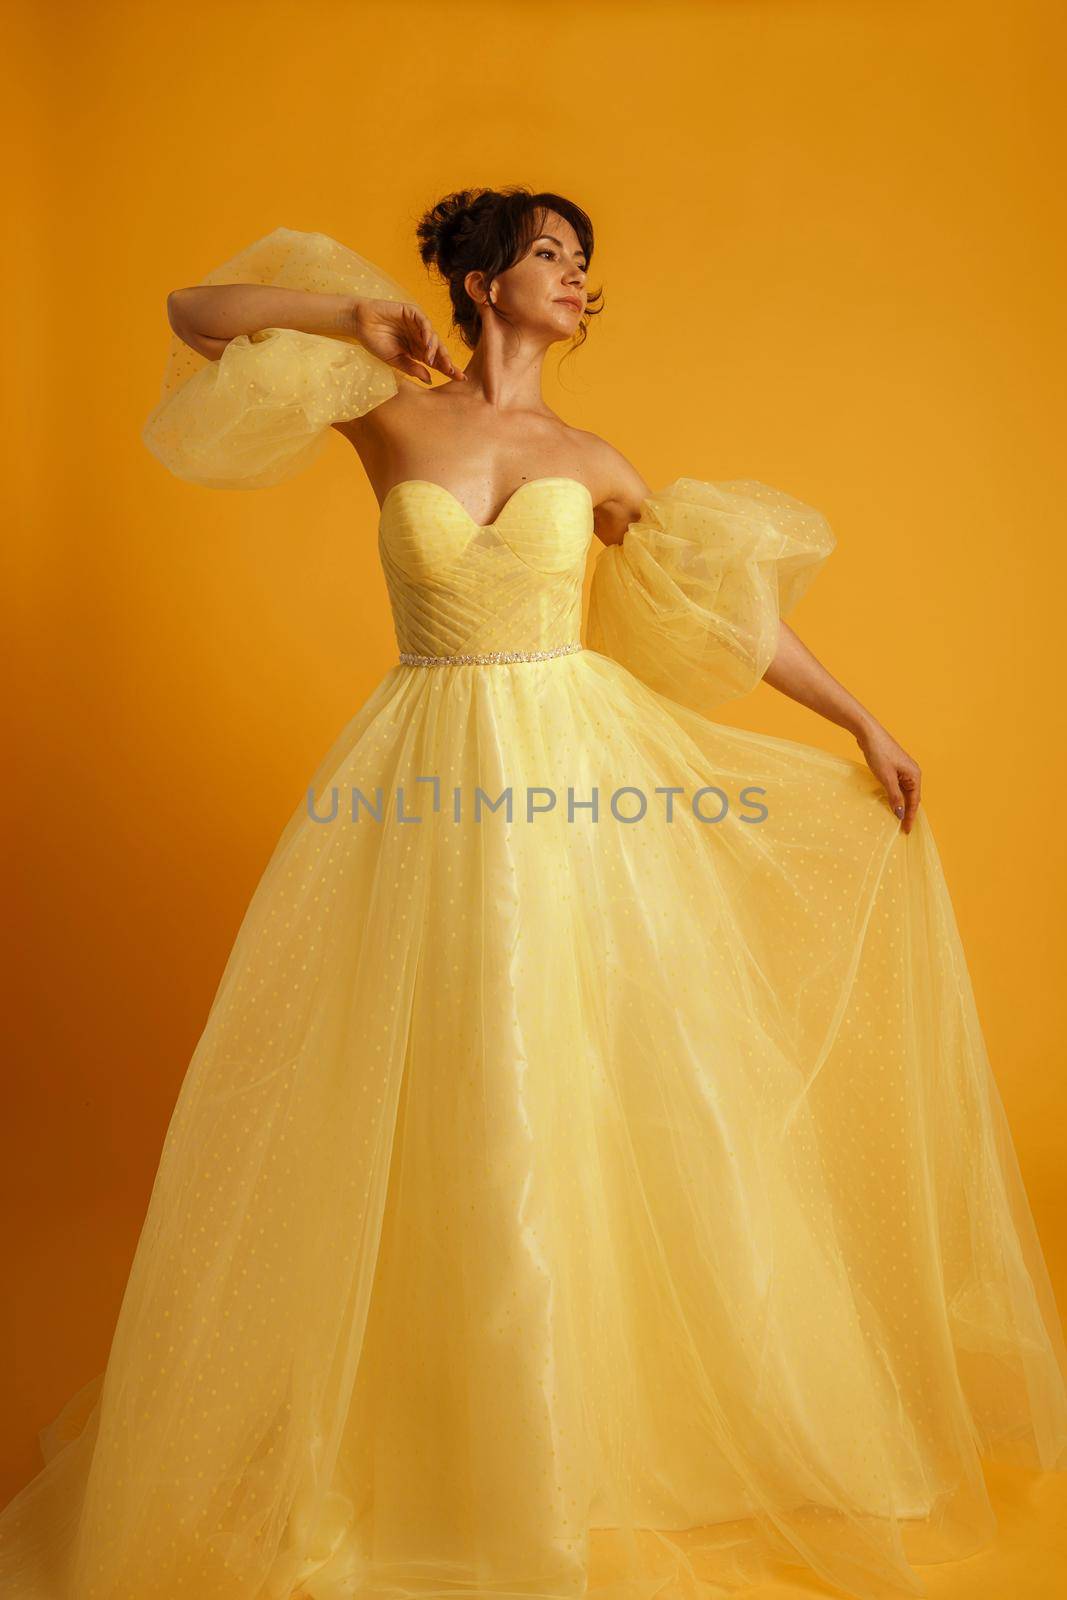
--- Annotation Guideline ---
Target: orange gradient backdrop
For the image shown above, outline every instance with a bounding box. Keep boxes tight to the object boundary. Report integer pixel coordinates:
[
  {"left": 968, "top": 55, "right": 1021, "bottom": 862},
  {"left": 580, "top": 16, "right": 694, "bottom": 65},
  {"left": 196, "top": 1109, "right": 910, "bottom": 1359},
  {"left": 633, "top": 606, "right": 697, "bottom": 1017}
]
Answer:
[{"left": 4, "top": 2, "right": 1066, "bottom": 1586}]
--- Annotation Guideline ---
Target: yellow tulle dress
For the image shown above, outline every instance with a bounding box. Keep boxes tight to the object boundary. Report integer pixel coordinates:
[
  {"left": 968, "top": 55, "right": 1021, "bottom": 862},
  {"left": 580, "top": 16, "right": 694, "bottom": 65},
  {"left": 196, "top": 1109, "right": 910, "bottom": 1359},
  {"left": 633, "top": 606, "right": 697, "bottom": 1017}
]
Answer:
[{"left": 2, "top": 227, "right": 1065, "bottom": 1600}]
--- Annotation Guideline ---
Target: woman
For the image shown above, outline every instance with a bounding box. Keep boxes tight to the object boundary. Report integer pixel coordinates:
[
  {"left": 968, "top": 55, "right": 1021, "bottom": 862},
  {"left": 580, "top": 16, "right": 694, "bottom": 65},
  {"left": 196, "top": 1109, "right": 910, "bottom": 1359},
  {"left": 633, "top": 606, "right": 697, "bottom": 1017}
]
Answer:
[{"left": 2, "top": 185, "right": 1064, "bottom": 1600}]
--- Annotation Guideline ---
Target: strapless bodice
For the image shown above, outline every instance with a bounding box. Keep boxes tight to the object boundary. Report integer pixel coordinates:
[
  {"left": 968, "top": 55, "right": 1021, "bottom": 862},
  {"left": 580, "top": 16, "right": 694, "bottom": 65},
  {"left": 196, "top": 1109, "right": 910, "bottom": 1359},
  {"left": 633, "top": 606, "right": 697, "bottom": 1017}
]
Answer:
[{"left": 377, "top": 477, "right": 593, "bottom": 663}]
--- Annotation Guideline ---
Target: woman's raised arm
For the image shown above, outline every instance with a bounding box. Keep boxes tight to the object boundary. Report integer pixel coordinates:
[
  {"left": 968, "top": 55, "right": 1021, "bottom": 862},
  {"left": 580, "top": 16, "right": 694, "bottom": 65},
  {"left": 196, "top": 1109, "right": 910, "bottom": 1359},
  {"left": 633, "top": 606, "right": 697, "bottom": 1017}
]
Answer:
[
  {"left": 143, "top": 226, "right": 470, "bottom": 489},
  {"left": 167, "top": 282, "right": 464, "bottom": 386},
  {"left": 166, "top": 283, "right": 359, "bottom": 361}
]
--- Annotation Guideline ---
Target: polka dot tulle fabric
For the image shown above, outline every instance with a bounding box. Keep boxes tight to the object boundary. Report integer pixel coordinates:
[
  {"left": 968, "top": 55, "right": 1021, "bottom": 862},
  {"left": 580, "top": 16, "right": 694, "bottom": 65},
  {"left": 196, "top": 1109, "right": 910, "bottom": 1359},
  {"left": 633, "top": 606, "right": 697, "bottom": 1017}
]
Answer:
[
  {"left": 140, "top": 226, "right": 416, "bottom": 490},
  {"left": 2, "top": 229, "right": 1065, "bottom": 1600}
]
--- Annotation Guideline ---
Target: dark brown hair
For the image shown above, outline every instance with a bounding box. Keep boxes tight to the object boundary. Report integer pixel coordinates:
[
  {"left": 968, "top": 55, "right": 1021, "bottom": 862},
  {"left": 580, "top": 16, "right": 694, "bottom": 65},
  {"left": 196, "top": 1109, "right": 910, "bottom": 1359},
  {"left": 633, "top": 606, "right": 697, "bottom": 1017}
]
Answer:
[{"left": 416, "top": 185, "right": 603, "bottom": 352}]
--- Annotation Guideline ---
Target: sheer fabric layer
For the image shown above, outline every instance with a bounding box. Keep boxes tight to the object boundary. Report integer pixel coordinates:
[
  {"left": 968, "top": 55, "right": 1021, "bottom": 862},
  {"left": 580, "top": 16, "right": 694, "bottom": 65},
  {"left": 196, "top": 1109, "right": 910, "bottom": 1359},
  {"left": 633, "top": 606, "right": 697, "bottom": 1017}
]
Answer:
[
  {"left": 587, "top": 477, "right": 836, "bottom": 710},
  {"left": 141, "top": 226, "right": 422, "bottom": 489},
  {"left": 3, "top": 648, "right": 1065, "bottom": 1600}
]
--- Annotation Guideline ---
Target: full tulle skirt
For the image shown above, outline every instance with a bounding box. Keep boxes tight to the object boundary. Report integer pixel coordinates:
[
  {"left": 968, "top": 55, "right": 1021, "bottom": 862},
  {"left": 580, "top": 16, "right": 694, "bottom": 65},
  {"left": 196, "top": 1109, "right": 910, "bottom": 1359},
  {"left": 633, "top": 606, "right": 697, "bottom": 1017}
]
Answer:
[{"left": 2, "top": 647, "right": 1065, "bottom": 1600}]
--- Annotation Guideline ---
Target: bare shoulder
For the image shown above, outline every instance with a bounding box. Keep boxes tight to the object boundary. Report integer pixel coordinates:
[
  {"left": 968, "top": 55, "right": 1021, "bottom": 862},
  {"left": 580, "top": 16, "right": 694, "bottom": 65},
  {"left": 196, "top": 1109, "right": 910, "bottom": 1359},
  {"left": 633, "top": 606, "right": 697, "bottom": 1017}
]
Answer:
[
  {"left": 329, "top": 376, "right": 429, "bottom": 493},
  {"left": 573, "top": 429, "right": 654, "bottom": 547},
  {"left": 330, "top": 372, "right": 424, "bottom": 444}
]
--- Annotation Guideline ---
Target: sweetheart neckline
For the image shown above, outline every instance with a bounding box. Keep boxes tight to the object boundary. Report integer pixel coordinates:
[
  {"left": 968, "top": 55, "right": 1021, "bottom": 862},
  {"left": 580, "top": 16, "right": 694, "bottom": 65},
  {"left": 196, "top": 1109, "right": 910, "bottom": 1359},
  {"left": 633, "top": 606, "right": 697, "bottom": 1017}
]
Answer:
[{"left": 378, "top": 476, "right": 594, "bottom": 529}]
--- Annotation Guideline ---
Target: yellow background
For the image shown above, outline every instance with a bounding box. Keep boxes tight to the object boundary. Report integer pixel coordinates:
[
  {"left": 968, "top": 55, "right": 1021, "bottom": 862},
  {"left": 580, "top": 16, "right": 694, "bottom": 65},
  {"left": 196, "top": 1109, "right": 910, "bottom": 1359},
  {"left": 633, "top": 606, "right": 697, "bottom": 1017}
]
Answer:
[{"left": 4, "top": 2, "right": 1066, "bottom": 1590}]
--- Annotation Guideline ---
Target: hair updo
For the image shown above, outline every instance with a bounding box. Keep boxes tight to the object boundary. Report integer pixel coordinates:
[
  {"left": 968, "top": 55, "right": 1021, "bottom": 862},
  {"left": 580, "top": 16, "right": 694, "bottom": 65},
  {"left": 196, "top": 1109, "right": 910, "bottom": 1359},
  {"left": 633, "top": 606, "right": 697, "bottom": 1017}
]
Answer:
[{"left": 415, "top": 184, "right": 603, "bottom": 353}]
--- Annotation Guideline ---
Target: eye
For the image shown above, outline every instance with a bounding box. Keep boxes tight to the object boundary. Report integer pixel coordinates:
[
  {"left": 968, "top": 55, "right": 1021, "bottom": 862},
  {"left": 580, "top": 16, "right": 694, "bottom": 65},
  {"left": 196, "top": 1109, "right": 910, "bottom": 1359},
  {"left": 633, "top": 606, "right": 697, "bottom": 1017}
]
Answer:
[{"left": 537, "top": 247, "right": 587, "bottom": 272}]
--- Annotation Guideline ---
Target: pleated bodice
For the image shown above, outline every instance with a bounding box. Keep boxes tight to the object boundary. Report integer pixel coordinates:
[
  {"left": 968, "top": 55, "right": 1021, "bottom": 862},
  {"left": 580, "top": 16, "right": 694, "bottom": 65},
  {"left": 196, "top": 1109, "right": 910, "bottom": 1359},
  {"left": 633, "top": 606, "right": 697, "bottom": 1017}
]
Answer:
[{"left": 377, "top": 476, "right": 592, "bottom": 661}]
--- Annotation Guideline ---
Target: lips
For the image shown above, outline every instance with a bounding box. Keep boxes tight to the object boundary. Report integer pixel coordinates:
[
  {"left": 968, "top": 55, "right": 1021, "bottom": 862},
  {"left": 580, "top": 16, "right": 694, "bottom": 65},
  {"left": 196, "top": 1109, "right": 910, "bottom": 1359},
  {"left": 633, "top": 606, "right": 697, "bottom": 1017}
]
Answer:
[{"left": 556, "top": 297, "right": 582, "bottom": 312}]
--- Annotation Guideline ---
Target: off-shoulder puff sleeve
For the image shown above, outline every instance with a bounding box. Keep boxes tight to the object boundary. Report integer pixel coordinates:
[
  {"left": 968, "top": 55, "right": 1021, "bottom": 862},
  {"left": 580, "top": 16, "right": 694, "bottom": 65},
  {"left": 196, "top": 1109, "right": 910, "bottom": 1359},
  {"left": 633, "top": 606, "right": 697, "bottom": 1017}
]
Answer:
[
  {"left": 586, "top": 477, "right": 836, "bottom": 712},
  {"left": 141, "top": 226, "right": 423, "bottom": 489}
]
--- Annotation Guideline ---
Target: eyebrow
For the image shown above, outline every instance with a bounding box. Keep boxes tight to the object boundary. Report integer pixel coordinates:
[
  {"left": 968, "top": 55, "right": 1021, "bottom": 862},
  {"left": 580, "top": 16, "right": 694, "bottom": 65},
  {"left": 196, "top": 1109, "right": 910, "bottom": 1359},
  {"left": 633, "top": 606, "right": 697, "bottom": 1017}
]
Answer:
[{"left": 534, "top": 233, "right": 587, "bottom": 262}]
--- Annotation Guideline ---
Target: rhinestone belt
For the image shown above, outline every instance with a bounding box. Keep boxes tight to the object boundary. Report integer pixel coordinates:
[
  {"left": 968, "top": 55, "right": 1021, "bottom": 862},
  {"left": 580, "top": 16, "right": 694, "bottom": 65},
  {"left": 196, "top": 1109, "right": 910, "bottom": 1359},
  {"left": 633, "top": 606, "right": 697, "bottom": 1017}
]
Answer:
[{"left": 398, "top": 640, "right": 584, "bottom": 667}]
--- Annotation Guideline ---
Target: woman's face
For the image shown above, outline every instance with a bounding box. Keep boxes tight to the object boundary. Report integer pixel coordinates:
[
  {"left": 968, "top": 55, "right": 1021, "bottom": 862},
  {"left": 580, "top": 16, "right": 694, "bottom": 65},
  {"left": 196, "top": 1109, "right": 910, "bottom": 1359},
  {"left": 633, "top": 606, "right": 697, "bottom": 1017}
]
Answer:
[{"left": 480, "top": 210, "right": 588, "bottom": 342}]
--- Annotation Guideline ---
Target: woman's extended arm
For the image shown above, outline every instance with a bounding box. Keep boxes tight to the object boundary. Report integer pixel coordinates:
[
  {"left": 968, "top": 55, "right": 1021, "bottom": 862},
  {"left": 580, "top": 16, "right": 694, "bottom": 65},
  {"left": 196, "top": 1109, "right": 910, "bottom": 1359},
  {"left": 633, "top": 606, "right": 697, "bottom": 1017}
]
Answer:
[
  {"left": 143, "top": 226, "right": 472, "bottom": 490},
  {"left": 167, "top": 283, "right": 465, "bottom": 384},
  {"left": 763, "top": 619, "right": 922, "bottom": 831},
  {"left": 166, "top": 284, "right": 359, "bottom": 360}
]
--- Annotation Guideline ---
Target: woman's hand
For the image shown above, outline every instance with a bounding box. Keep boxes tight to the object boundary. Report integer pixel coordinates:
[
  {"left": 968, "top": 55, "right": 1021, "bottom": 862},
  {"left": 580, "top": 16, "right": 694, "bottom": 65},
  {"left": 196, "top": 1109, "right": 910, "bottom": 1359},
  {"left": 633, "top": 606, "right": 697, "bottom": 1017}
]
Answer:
[
  {"left": 855, "top": 720, "right": 923, "bottom": 833},
  {"left": 349, "top": 298, "right": 466, "bottom": 386}
]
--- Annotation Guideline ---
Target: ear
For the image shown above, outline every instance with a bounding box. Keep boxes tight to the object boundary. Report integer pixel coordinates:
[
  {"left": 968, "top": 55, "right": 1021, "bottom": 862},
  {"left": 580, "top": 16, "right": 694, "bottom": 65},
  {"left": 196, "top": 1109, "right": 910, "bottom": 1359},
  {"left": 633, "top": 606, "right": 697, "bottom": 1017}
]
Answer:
[{"left": 463, "top": 268, "right": 491, "bottom": 308}]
